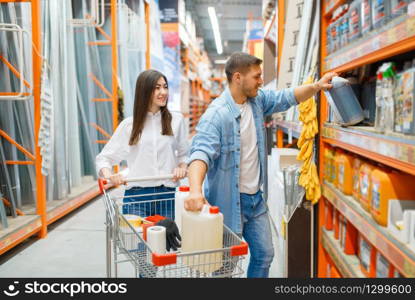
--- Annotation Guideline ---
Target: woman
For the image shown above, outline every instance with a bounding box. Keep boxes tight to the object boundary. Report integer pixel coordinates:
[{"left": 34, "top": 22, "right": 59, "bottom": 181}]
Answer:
[{"left": 96, "top": 69, "right": 188, "bottom": 221}]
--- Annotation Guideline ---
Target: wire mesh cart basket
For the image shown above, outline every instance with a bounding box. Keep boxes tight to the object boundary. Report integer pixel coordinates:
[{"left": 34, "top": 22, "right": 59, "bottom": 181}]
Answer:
[{"left": 98, "top": 175, "right": 248, "bottom": 278}]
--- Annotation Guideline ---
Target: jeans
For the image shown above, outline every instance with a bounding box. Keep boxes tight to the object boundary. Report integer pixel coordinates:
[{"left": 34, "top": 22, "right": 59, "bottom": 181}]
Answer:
[
  {"left": 123, "top": 186, "right": 175, "bottom": 278},
  {"left": 240, "top": 191, "right": 274, "bottom": 278},
  {"left": 123, "top": 186, "right": 175, "bottom": 219}
]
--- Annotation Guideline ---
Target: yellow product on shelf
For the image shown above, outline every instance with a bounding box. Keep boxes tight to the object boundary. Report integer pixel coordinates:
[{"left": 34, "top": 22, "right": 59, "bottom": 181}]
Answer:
[
  {"left": 332, "top": 149, "right": 343, "bottom": 188},
  {"left": 352, "top": 157, "right": 362, "bottom": 201},
  {"left": 370, "top": 168, "right": 415, "bottom": 227},
  {"left": 359, "top": 163, "right": 374, "bottom": 212},
  {"left": 324, "top": 148, "right": 334, "bottom": 182},
  {"left": 336, "top": 152, "right": 354, "bottom": 195}
]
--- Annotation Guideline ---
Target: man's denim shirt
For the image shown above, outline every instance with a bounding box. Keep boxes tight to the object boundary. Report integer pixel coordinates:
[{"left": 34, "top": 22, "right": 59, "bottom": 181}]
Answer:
[{"left": 189, "top": 87, "right": 298, "bottom": 234}]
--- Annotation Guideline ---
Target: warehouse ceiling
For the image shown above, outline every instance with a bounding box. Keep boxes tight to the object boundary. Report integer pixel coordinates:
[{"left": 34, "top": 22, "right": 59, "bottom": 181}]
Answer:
[{"left": 186, "top": 0, "right": 263, "bottom": 63}]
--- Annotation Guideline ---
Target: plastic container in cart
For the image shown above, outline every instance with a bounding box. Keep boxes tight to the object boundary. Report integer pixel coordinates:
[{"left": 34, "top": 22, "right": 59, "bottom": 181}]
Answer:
[
  {"left": 175, "top": 186, "right": 189, "bottom": 232},
  {"left": 181, "top": 205, "right": 224, "bottom": 273},
  {"left": 98, "top": 175, "right": 248, "bottom": 278}
]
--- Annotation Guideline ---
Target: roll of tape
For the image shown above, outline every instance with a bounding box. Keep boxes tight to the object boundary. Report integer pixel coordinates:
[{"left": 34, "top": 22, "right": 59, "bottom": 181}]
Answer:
[{"left": 147, "top": 226, "right": 166, "bottom": 258}]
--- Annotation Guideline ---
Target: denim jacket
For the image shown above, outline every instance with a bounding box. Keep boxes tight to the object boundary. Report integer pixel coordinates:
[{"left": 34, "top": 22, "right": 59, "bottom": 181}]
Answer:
[{"left": 189, "top": 87, "right": 297, "bottom": 234}]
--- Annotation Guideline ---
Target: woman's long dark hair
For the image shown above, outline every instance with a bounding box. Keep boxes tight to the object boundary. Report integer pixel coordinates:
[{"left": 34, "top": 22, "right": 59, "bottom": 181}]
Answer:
[{"left": 129, "top": 70, "right": 173, "bottom": 145}]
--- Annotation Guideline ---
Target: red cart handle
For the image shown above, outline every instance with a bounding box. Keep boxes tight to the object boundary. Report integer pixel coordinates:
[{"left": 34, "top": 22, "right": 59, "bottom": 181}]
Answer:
[{"left": 98, "top": 178, "right": 108, "bottom": 194}]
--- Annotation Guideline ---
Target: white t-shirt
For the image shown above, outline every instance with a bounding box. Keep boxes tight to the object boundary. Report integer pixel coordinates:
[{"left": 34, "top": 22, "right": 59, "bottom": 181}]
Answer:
[
  {"left": 95, "top": 111, "right": 188, "bottom": 187},
  {"left": 236, "top": 102, "right": 260, "bottom": 194}
]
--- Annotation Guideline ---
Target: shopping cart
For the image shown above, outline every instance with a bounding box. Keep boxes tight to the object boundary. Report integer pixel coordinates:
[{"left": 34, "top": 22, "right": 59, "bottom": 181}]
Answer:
[{"left": 98, "top": 175, "right": 248, "bottom": 278}]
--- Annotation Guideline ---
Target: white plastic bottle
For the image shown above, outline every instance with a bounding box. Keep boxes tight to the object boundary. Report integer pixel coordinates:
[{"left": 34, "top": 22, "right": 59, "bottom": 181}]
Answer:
[
  {"left": 181, "top": 205, "right": 224, "bottom": 273},
  {"left": 174, "top": 186, "right": 189, "bottom": 233},
  {"left": 374, "top": 71, "right": 385, "bottom": 133}
]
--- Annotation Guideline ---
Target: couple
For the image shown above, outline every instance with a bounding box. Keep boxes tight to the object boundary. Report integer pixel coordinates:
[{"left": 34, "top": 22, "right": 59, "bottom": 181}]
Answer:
[{"left": 96, "top": 52, "right": 336, "bottom": 278}]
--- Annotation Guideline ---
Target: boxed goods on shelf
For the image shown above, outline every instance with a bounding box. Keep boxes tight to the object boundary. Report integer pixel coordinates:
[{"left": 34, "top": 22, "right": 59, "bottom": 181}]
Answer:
[
  {"left": 359, "top": 163, "right": 375, "bottom": 212},
  {"left": 352, "top": 157, "right": 363, "bottom": 201},
  {"left": 387, "top": 199, "right": 415, "bottom": 244},
  {"left": 336, "top": 152, "right": 354, "bottom": 196},
  {"left": 390, "top": 0, "right": 410, "bottom": 18},
  {"left": 361, "top": 0, "right": 372, "bottom": 35},
  {"left": 370, "top": 168, "right": 415, "bottom": 226},
  {"left": 371, "top": 0, "right": 390, "bottom": 29},
  {"left": 401, "top": 68, "right": 415, "bottom": 135},
  {"left": 376, "top": 251, "right": 393, "bottom": 278},
  {"left": 358, "top": 233, "right": 376, "bottom": 277},
  {"left": 348, "top": 0, "right": 362, "bottom": 42}
]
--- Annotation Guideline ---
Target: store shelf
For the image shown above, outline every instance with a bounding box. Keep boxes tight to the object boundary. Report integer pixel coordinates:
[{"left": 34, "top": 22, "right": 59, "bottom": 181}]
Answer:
[
  {"left": 275, "top": 120, "right": 302, "bottom": 139},
  {"left": 322, "top": 124, "right": 415, "bottom": 176},
  {"left": 321, "top": 228, "right": 365, "bottom": 278},
  {"left": 0, "top": 215, "right": 41, "bottom": 255},
  {"left": 324, "top": 15, "right": 415, "bottom": 73},
  {"left": 0, "top": 179, "right": 99, "bottom": 255},
  {"left": 47, "top": 179, "right": 100, "bottom": 225},
  {"left": 323, "top": 0, "right": 346, "bottom": 17},
  {"left": 322, "top": 181, "right": 415, "bottom": 277}
]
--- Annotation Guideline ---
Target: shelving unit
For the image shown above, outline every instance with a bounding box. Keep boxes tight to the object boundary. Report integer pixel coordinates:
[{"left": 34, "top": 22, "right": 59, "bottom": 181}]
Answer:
[
  {"left": 0, "top": 0, "right": 150, "bottom": 256},
  {"left": 275, "top": 120, "right": 302, "bottom": 148},
  {"left": 181, "top": 43, "right": 212, "bottom": 136},
  {"left": 321, "top": 228, "right": 365, "bottom": 278},
  {"left": 318, "top": 0, "right": 415, "bottom": 278},
  {"left": 323, "top": 182, "right": 415, "bottom": 277}
]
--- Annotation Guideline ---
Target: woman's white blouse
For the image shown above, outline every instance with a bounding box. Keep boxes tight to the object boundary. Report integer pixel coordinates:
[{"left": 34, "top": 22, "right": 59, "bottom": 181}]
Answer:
[{"left": 96, "top": 111, "right": 188, "bottom": 187}]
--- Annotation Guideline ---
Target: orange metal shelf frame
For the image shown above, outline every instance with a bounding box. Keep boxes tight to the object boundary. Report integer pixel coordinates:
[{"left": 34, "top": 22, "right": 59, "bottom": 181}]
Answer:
[
  {"left": 0, "top": 0, "right": 151, "bottom": 256},
  {"left": 324, "top": 0, "right": 347, "bottom": 17},
  {"left": 323, "top": 16, "right": 415, "bottom": 73},
  {"left": 318, "top": 0, "right": 415, "bottom": 278},
  {"left": 322, "top": 125, "right": 415, "bottom": 176},
  {"left": 320, "top": 228, "right": 365, "bottom": 278},
  {"left": 323, "top": 182, "right": 415, "bottom": 277}
]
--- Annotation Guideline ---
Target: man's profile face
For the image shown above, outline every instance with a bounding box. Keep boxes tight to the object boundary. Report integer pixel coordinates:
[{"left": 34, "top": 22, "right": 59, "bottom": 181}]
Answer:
[{"left": 241, "top": 64, "right": 263, "bottom": 98}]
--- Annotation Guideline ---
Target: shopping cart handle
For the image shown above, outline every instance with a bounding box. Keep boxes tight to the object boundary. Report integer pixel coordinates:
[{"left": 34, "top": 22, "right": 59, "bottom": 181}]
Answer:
[
  {"left": 125, "top": 174, "right": 175, "bottom": 182},
  {"left": 98, "top": 174, "right": 178, "bottom": 193},
  {"left": 98, "top": 178, "right": 109, "bottom": 194}
]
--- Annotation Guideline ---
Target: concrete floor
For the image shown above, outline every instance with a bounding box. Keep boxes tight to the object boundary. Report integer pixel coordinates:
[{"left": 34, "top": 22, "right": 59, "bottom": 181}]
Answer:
[{"left": 0, "top": 187, "right": 282, "bottom": 278}]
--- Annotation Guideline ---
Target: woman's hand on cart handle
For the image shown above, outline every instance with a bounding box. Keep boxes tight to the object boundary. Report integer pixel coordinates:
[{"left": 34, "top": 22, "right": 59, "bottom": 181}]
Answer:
[
  {"left": 172, "top": 165, "right": 187, "bottom": 182},
  {"left": 107, "top": 173, "right": 126, "bottom": 186},
  {"left": 184, "top": 191, "right": 208, "bottom": 211}
]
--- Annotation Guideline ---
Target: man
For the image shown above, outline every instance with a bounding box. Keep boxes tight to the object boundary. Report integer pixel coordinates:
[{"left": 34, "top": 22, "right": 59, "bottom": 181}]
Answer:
[{"left": 185, "top": 52, "right": 336, "bottom": 278}]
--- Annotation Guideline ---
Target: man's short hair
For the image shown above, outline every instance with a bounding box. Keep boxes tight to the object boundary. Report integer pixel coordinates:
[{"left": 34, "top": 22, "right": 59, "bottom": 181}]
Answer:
[{"left": 225, "top": 52, "right": 263, "bottom": 83}]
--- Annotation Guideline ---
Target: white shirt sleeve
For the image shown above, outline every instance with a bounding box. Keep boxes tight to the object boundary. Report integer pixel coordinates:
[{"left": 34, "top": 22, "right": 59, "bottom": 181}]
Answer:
[
  {"left": 176, "top": 115, "right": 189, "bottom": 164},
  {"left": 95, "top": 119, "right": 130, "bottom": 176}
]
